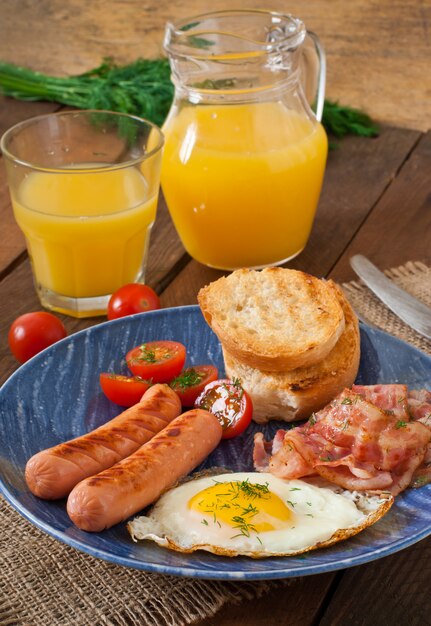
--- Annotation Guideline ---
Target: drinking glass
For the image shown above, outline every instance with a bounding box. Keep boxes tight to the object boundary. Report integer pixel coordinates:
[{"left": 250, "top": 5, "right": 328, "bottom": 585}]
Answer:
[{"left": 1, "top": 110, "right": 164, "bottom": 317}]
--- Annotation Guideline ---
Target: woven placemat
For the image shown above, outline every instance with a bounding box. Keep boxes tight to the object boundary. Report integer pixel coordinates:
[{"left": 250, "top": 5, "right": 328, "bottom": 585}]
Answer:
[
  {"left": 341, "top": 260, "right": 431, "bottom": 354},
  {"left": 1, "top": 261, "right": 430, "bottom": 626}
]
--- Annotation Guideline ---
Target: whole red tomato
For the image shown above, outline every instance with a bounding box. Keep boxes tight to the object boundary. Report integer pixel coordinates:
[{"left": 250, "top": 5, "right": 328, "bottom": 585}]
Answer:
[
  {"left": 107, "top": 283, "right": 160, "bottom": 320},
  {"left": 8, "top": 312, "right": 67, "bottom": 363}
]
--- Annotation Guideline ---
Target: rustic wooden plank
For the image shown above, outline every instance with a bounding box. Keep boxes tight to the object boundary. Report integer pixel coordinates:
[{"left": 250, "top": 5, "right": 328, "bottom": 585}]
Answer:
[
  {"left": 319, "top": 536, "right": 431, "bottom": 626},
  {"left": 146, "top": 192, "right": 187, "bottom": 289},
  {"left": 290, "top": 127, "right": 420, "bottom": 278},
  {"left": 330, "top": 130, "right": 431, "bottom": 283},
  {"left": 0, "top": 95, "right": 60, "bottom": 138},
  {"left": 0, "top": 1, "right": 430, "bottom": 131},
  {"left": 206, "top": 573, "right": 335, "bottom": 626}
]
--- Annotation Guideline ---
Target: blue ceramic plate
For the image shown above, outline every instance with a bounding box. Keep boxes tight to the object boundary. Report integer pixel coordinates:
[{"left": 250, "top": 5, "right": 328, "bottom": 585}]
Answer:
[{"left": 1, "top": 305, "right": 430, "bottom": 580}]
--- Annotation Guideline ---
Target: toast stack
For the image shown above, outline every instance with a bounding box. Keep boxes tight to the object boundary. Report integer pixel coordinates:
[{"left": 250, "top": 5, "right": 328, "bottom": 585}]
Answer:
[{"left": 198, "top": 267, "right": 360, "bottom": 423}]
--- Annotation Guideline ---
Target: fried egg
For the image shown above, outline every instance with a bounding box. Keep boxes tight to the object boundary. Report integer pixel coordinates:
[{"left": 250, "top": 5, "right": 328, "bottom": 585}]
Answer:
[{"left": 127, "top": 472, "right": 393, "bottom": 558}]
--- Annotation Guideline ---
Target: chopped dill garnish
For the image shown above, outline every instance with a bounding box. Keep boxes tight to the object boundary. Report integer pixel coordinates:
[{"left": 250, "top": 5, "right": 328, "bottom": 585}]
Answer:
[
  {"left": 230, "top": 515, "right": 258, "bottom": 539},
  {"left": 170, "top": 368, "right": 203, "bottom": 389},
  {"left": 135, "top": 344, "right": 156, "bottom": 363}
]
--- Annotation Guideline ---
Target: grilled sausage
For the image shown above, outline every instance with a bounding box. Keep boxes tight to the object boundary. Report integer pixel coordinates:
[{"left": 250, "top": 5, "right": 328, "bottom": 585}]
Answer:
[
  {"left": 25, "top": 384, "right": 181, "bottom": 500},
  {"left": 67, "top": 408, "right": 223, "bottom": 531}
]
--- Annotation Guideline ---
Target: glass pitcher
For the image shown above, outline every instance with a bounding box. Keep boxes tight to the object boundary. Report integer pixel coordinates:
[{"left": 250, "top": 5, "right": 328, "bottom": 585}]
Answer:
[{"left": 162, "top": 10, "right": 327, "bottom": 270}]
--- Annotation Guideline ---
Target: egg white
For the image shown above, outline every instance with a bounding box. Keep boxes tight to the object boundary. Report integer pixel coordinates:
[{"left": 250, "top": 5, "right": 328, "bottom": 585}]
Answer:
[{"left": 128, "top": 472, "right": 393, "bottom": 558}]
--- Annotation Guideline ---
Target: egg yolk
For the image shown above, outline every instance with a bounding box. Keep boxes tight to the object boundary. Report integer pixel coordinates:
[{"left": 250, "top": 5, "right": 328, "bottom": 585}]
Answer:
[{"left": 188, "top": 480, "right": 292, "bottom": 533}]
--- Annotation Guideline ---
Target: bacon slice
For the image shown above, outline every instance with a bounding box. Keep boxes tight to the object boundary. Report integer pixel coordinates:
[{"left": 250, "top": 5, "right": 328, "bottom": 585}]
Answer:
[
  {"left": 407, "top": 389, "right": 431, "bottom": 486},
  {"left": 352, "top": 384, "right": 409, "bottom": 420},
  {"left": 354, "top": 385, "right": 431, "bottom": 488},
  {"left": 407, "top": 389, "right": 431, "bottom": 426},
  {"left": 254, "top": 386, "right": 431, "bottom": 495},
  {"left": 253, "top": 432, "right": 272, "bottom": 472}
]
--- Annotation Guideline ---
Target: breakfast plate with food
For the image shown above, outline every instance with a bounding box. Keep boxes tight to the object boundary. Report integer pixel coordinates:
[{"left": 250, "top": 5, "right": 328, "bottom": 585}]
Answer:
[{"left": 0, "top": 268, "right": 430, "bottom": 579}]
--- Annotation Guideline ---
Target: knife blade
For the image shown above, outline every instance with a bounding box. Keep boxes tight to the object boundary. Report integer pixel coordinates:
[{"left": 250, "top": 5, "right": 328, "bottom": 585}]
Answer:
[{"left": 349, "top": 255, "right": 431, "bottom": 340}]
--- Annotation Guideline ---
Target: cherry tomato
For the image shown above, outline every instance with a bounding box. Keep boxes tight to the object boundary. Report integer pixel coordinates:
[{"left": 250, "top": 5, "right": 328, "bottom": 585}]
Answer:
[
  {"left": 194, "top": 378, "right": 253, "bottom": 439},
  {"left": 100, "top": 373, "right": 152, "bottom": 407},
  {"left": 8, "top": 312, "right": 67, "bottom": 364},
  {"left": 126, "top": 340, "right": 186, "bottom": 383},
  {"left": 169, "top": 365, "right": 218, "bottom": 407},
  {"left": 107, "top": 283, "right": 160, "bottom": 320}
]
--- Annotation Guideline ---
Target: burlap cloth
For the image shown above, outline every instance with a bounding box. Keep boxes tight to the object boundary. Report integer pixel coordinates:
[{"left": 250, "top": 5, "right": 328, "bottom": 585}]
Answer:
[{"left": 1, "top": 261, "right": 430, "bottom": 626}]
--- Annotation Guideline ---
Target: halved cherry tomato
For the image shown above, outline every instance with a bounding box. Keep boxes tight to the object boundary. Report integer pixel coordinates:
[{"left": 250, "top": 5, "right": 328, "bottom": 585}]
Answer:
[
  {"left": 100, "top": 373, "right": 152, "bottom": 407},
  {"left": 170, "top": 365, "right": 218, "bottom": 407},
  {"left": 8, "top": 312, "right": 67, "bottom": 363},
  {"left": 107, "top": 283, "right": 160, "bottom": 320},
  {"left": 194, "top": 378, "right": 253, "bottom": 439},
  {"left": 126, "top": 340, "right": 186, "bottom": 383}
]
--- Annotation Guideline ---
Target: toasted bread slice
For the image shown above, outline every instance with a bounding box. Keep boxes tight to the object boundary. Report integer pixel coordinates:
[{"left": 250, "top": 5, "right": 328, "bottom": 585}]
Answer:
[
  {"left": 223, "top": 285, "right": 360, "bottom": 423},
  {"left": 198, "top": 268, "right": 345, "bottom": 371}
]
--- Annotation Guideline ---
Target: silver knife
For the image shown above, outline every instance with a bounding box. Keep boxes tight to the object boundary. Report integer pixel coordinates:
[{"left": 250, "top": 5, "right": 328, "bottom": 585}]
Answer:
[{"left": 350, "top": 254, "right": 431, "bottom": 340}]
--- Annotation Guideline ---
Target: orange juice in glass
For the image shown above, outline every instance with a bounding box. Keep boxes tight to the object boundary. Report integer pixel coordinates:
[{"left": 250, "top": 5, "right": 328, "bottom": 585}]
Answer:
[
  {"left": 162, "top": 10, "right": 328, "bottom": 269},
  {"left": 1, "top": 111, "right": 163, "bottom": 317}
]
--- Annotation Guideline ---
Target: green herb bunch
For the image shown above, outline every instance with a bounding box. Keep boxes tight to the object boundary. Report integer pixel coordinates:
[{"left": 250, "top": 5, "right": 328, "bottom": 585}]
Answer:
[
  {"left": 0, "top": 58, "right": 174, "bottom": 127},
  {"left": 0, "top": 57, "right": 378, "bottom": 138}
]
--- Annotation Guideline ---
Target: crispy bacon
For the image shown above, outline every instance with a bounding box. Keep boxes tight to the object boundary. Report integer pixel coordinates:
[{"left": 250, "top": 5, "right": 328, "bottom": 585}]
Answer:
[
  {"left": 407, "top": 389, "right": 431, "bottom": 426},
  {"left": 253, "top": 432, "right": 273, "bottom": 472},
  {"left": 353, "top": 385, "right": 431, "bottom": 488},
  {"left": 352, "top": 384, "right": 409, "bottom": 420},
  {"left": 254, "top": 386, "right": 431, "bottom": 495}
]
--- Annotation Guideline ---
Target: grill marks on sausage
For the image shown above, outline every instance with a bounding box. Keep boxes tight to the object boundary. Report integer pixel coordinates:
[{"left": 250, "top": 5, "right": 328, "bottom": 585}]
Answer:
[
  {"left": 25, "top": 384, "right": 182, "bottom": 499},
  {"left": 66, "top": 409, "right": 223, "bottom": 531}
]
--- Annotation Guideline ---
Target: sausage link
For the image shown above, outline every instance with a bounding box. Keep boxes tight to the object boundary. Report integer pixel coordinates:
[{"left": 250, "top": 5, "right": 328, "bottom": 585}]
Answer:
[
  {"left": 67, "top": 408, "right": 223, "bottom": 531},
  {"left": 25, "top": 384, "right": 181, "bottom": 500}
]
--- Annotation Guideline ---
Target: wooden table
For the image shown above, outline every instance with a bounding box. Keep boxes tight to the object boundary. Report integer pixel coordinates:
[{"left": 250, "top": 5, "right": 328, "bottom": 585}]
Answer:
[
  {"left": 1, "top": 98, "right": 431, "bottom": 626},
  {"left": 1, "top": 1, "right": 431, "bottom": 622}
]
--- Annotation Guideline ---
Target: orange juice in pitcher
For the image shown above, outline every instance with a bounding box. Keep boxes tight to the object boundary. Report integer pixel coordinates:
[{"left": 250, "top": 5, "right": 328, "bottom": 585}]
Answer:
[{"left": 162, "top": 10, "right": 328, "bottom": 270}]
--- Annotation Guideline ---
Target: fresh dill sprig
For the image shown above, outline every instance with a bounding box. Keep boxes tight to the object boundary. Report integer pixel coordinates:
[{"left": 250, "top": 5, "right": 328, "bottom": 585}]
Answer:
[
  {"left": 170, "top": 368, "right": 203, "bottom": 389},
  {"left": 0, "top": 58, "right": 174, "bottom": 127},
  {"left": 322, "top": 99, "right": 379, "bottom": 139},
  {"left": 230, "top": 514, "right": 258, "bottom": 539},
  {"left": 135, "top": 345, "right": 157, "bottom": 363}
]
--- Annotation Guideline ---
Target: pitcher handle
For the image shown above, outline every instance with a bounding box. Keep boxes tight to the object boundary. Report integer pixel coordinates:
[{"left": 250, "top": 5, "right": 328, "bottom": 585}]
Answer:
[{"left": 301, "top": 31, "right": 326, "bottom": 122}]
